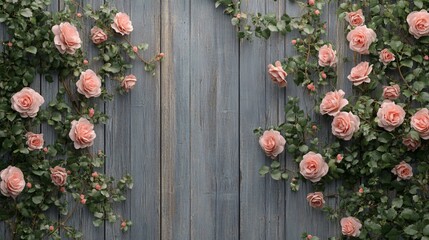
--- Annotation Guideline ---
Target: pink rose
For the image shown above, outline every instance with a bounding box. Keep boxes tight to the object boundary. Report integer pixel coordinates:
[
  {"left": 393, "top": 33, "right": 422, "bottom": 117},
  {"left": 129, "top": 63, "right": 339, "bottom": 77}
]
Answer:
[
  {"left": 11, "top": 87, "right": 45, "bottom": 118},
  {"left": 377, "top": 100, "right": 405, "bottom": 132},
  {"left": 382, "top": 84, "right": 400, "bottom": 100},
  {"left": 320, "top": 90, "right": 349, "bottom": 116},
  {"left": 345, "top": 9, "right": 365, "bottom": 27},
  {"left": 379, "top": 49, "right": 395, "bottom": 65},
  {"left": 318, "top": 44, "right": 337, "bottom": 67},
  {"left": 407, "top": 10, "right": 429, "bottom": 39},
  {"left": 331, "top": 112, "right": 360, "bottom": 140},
  {"left": 68, "top": 117, "right": 96, "bottom": 149},
  {"left": 25, "top": 132, "right": 44, "bottom": 151},
  {"left": 306, "top": 192, "right": 325, "bottom": 208},
  {"left": 52, "top": 22, "right": 82, "bottom": 54},
  {"left": 391, "top": 161, "right": 413, "bottom": 181},
  {"left": 0, "top": 166, "right": 25, "bottom": 199},
  {"left": 341, "top": 217, "right": 362, "bottom": 237},
  {"left": 402, "top": 135, "right": 421, "bottom": 151},
  {"left": 347, "top": 61, "right": 373, "bottom": 86},
  {"left": 299, "top": 151, "right": 329, "bottom": 182},
  {"left": 76, "top": 69, "right": 102, "bottom": 98},
  {"left": 90, "top": 26, "right": 108, "bottom": 45},
  {"left": 411, "top": 108, "right": 429, "bottom": 139},
  {"left": 50, "top": 166, "right": 67, "bottom": 186},
  {"left": 346, "top": 25, "right": 376, "bottom": 54},
  {"left": 111, "top": 12, "right": 133, "bottom": 35},
  {"left": 121, "top": 74, "right": 137, "bottom": 92},
  {"left": 267, "top": 61, "right": 287, "bottom": 87},
  {"left": 259, "top": 130, "right": 286, "bottom": 159}
]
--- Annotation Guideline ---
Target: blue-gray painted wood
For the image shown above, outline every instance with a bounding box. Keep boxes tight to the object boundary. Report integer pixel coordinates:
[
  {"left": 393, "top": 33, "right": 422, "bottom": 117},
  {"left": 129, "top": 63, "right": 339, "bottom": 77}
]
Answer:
[{"left": 0, "top": 0, "right": 354, "bottom": 239}]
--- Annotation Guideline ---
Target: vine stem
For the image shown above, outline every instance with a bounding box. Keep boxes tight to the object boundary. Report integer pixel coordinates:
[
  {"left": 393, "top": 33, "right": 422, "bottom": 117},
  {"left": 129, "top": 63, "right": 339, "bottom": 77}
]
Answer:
[{"left": 397, "top": 65, "right": 417, "bottom": 95}]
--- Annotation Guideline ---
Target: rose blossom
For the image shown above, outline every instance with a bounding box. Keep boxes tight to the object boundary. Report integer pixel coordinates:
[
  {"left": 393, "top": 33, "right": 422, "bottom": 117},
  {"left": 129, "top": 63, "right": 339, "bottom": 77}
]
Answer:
[
  {"left": 391, "top": 161, "right": 413, "bottom": 181},
  {"left": 320, "top": 90, "right": 349, "bottom": 116},
  {"left": 377, "top": 100, "right": 405, "bottom": 132},
  {"left": 0, "top": 166, "right": 25, "bottom": 199},
  {"left": 259, "top": 130, "right": 286, "bottom": 159},
  {"left": 318, "top": 44, "right": 337, "bottom": 67},
  {"left": 50, "top": 166, "right": 67, "bottom": 186},
  {"left": 68, "top": 117, "right": 96, "bottom": 149},
  {"left": 267, "top": 61, "right": 287, "bottom": 87},
  {"left": 345, "top": 9, "right": 365, "bottom": 27},
  {"left": 331, "top": 112, "right": 360, "bottom": 140},
  {"left": 11, "top": 87, "right": 45, "bottom": 118},
  {"left": 25, "top": 132, "right": 44, "bottom": 151},
  {"left": 402, "top": 135, "right": 421, "bottom": 151},
  {"left": 379, "top": 49, "right": 395, "bottom": 65},
  {"left": 346, "top": 25, "right": 376, "bottom": 54},
  {"left": 341, "top": 217, "right": 362, "bottom": 237},
  {"left": 52, "top": 22, "right": 82, "bottom": 54},
  {"left": 407, "top": 10, "right": 429, "bottom": 39},
  {"left": 347, "top": 62, "right": 373, "bottom": 86},
  {"left": 306, "top": 192, "right": 325, "bottom": 208},
  {"left": 299, "top": 151, "right": 329, "bottom": 183},
  {"left": 111, "top": 12, "right": 133, "bottom": 35},
  {"left": 76, "top": 69, "right": 102, "bottom": 98},
  {"left": 121, "top": 74, "right": 137, "bottom": 92},
  {"left": 382, "top": 84, "right": 400, "bottom": 100},
  {"left": 307, "top": 83, "right": 316, "bottom": 92},
  {"left": 90, "top": 26, "right": 108, "bottom": 45},
  {"left": 411, "top": 108, "right": 429, "bottom": 139}
]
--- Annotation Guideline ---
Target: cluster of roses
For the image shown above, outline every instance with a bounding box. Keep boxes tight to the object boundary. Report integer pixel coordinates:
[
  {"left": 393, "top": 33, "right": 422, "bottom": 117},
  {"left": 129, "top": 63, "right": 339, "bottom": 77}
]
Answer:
[
  {"left": 0, "top": 12, "right": 138, "bottom": 201},
  {"left": 261, "top": 4, "right": 429, "bottom": 238}
]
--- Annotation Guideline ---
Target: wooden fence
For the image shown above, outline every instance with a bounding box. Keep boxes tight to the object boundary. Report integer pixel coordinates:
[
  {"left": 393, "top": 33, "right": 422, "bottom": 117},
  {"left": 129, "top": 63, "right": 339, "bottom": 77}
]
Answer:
[{"left": 0, "top": 0, "right": 355, "bottom": 239}]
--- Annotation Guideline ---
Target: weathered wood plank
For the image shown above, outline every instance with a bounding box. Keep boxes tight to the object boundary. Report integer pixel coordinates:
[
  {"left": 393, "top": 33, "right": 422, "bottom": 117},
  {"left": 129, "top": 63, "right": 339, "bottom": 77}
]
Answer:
[
  {"left": 160, "top": 0, "right": 192, "bottom": 239},
  {"left": 189, "top": 1, "right": 239, "bottom": 240},
  {"left": 104, "top": 0, "right": 132, "bottom": 239},
  {"left": 128, "top": 0, "right": 161, "bottom": 239},
  {"left": 239, "top": 0, "right": 272, "bottom": 239}
]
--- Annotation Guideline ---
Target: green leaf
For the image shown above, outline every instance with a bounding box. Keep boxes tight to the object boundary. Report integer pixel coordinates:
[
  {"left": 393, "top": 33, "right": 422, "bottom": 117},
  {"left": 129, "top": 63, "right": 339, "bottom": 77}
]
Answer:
[
  {"left": 270, "top": 161, "right": 280, "bottom": 168},
  {"left": 414, "top": 0, "right": 423, "bottom": 8},
  {"left": 270, "top": 169, "right": 282, "bottom": 180},
  {"left": 392, "top": 198, "right": 403, "bottom": 208},
  {"left": 25, "top": 46, "right": 37, "bottom": 54},
  {"left": 32, "top": 196, "right": 43, "bottom": 204},
  {"left": 267, "top": 25, "right": 278, "bottom": 32},
  {"left": 19, "top": 8, "right": 33, "bottom": 18},
  {"left": 404, "top": 225, "right": 418, "bottom": 236},
  {"left": 303, "top": 25, "right": 314, "bottom": 35},
  {"left": 258, "top": 165, "right": 270, "bottom": 176},
  {"left": 423, "top": 225, "right": 429, "bottom": 236},
  {"left": 299, "top": 145, "right": 308, "bottom": 153},
  {"left": 401, "top": 59, "right": 413, "bottom": 68}
]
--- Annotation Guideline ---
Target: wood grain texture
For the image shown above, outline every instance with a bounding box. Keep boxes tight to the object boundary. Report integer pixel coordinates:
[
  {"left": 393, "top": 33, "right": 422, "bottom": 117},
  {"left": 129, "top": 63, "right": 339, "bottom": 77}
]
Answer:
[
  {"left": 189, "top": 1, "right": 239, "bottom": 240},
  {"left": 160, "top": 0, "right": 192, "bottom": 239},
  {"left": 0, "top": 0, "right": 355, "bottom": 239}
]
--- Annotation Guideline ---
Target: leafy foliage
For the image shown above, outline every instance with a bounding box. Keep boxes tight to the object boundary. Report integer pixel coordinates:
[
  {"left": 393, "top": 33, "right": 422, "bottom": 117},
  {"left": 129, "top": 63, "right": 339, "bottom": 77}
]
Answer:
[
  {"left": 220, "top": 0, "right": 429, "bottom": 239},
  {"left": 0, "top": 0, "right": 160, "bottom": 239}
]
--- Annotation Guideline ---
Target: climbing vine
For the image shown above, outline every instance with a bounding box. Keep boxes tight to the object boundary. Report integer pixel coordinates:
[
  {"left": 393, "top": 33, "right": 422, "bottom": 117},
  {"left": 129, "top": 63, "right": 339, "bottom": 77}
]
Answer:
[
  {"left": 220, "top": 0, "right": 429, "bottom": 239},
  {"left": 0, "top": 0, "right": 161, "bottom": 239}
]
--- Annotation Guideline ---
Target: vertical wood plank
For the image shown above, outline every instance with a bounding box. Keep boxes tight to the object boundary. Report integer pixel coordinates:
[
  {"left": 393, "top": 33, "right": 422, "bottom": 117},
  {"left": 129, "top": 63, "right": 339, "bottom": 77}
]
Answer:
[
  {"left": 189, "top": 1, "right": 239, "bottom": 240},
  {"left": 128, "top": 0, "right": 161, "bottom": 239},
  {"left": 160, "top": 0, "right": 192, "bottom": 239},
  {"left": 239, "top": 0, "right": 271, "bottom": 239},
  {"left": 103, "top": 1, "right": 133, "bottom": 238},
  {"left": 265, "top": 1, "right": 287, "bottom": 239}
]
